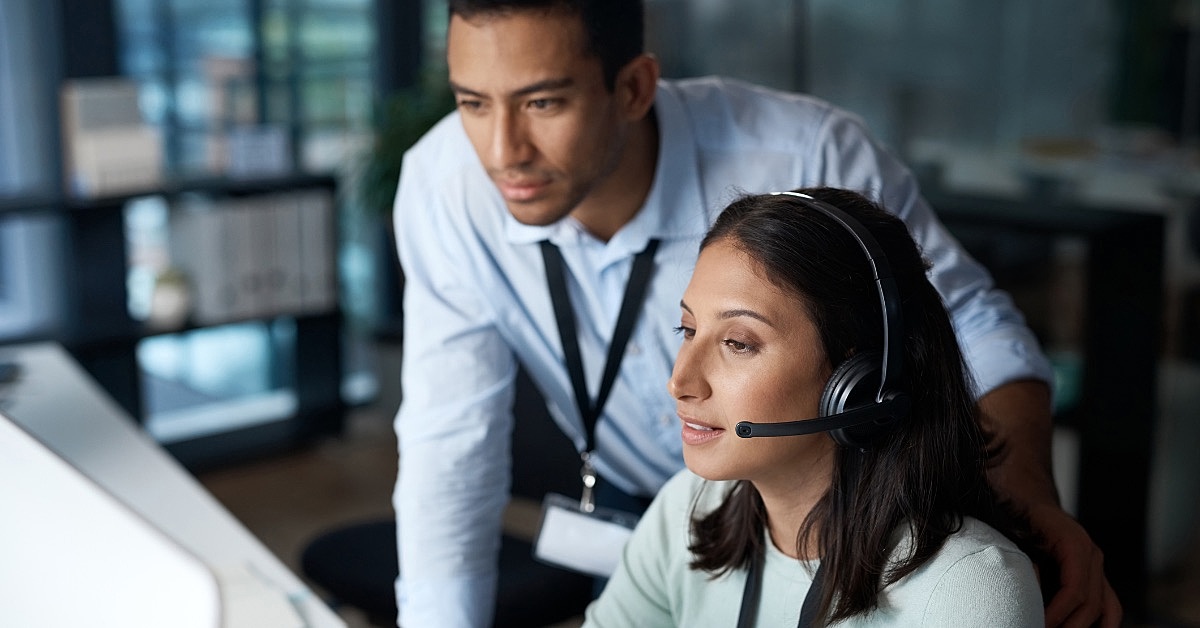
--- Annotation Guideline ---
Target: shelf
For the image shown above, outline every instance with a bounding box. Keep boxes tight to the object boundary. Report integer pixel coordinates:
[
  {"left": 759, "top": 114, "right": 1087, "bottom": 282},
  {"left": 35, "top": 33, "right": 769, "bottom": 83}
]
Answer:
[
  {"left": 0, "top": 194, "right": 60, "bottom": 215},
  {"left": 923, "top": 184, "right": 1164, "bottom": 234},
  {"left": 62, "top": 310, "right": 342, "bottom": 351},
  {"left": 4, "top": 173, "right": 338, "bottom": 214},
  {"left": 61, "top": 171, "right": 338, "bottom": 210}
]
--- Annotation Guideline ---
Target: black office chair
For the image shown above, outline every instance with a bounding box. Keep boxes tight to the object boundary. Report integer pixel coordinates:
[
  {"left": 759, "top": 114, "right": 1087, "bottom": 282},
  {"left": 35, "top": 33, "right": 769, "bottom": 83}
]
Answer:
[
  {"left": 300, "top": 368, "right": 594, "bottom": 627},
  {"left": 301, "top": 521, "right": 593, "bottom": 627}
]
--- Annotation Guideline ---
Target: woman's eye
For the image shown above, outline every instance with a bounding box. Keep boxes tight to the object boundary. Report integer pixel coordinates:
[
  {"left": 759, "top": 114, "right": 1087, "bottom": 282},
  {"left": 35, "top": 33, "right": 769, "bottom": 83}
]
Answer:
[
  {"left": 723, "top": 339, "right": 755, "bottom": 353},
  {"left": 672, "top": 325, "right": 695, "bottom": 339}
]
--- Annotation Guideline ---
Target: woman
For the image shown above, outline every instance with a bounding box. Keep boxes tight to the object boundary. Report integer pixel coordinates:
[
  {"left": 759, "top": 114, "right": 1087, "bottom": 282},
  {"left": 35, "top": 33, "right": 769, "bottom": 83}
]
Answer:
[{"left": 584, "top": 188, "right": 1045, "bottom": 626}]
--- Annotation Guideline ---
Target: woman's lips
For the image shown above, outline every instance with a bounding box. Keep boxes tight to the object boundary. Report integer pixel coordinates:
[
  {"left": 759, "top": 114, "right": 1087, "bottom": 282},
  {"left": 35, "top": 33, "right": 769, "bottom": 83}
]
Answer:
[{"left": 680, "top": 417, "right": 725, "bottom": 446}]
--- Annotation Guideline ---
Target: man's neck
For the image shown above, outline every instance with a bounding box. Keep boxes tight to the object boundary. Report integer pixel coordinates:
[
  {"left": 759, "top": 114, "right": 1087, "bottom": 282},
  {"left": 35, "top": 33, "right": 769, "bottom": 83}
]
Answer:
[{"left": 570, "top": 111, "right": 659, "bottom": 242}]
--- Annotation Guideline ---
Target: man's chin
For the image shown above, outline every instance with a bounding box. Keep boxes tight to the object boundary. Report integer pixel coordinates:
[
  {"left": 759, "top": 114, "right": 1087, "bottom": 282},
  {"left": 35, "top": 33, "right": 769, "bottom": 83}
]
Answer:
[{"left": 504, "top": 201, "right": 574, "bottom": 227}]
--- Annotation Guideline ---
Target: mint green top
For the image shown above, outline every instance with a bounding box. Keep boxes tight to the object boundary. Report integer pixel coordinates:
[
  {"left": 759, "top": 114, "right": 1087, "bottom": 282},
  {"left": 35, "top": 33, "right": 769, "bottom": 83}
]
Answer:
[{"left": 584, "top": 470, "right": 1043, "bottom": 627}]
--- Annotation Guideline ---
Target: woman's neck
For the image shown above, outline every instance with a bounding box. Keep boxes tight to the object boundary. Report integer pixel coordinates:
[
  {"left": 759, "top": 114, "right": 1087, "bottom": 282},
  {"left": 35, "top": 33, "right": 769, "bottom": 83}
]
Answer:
[{"left": 753, "top": 452, "right": 834, "bottom": 561}]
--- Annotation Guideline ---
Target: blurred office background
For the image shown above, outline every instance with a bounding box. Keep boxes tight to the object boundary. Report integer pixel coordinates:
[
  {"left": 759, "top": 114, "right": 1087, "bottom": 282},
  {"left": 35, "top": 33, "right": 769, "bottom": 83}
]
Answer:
[{"left": 1, "top": 0, "right": 1198, "bottom": 626}]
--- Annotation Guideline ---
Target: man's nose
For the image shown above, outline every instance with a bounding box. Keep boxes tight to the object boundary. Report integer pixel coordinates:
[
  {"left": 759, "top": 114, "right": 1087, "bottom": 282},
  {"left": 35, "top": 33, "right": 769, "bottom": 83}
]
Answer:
[{"left": 490, "top": 108, "right": 532, "bottom": 169}]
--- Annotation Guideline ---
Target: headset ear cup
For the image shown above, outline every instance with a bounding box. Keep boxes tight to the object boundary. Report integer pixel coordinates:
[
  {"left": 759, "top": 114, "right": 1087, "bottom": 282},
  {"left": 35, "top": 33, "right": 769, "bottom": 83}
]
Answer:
[{"left": 820, "top": 352, "right": 885, "bottom": 448}]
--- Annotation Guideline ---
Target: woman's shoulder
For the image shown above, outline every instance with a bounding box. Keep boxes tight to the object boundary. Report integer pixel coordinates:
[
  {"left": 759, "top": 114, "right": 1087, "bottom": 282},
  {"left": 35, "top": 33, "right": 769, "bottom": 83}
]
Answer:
[
  {"left": 885, "top": 517, "right": 1044, "bottom": 626},
  {"left": 915, "top": 516, "right": 1038, "bottom": 585},
  {"left": 944, "top": 517, "right": 1027, "bottom": 557}
]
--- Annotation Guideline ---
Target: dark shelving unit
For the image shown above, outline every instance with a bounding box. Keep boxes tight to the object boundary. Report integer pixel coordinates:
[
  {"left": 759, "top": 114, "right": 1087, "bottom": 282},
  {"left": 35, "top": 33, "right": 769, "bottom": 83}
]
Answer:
[
  {"left": 54, "top": 172, "right": 345, "bottom": 470},
  {"left": 3, "top": 0, "right": 364, "bottom": 472},
  {"left": 925, "top": 178, "right": 1165, "bottom": 620}
]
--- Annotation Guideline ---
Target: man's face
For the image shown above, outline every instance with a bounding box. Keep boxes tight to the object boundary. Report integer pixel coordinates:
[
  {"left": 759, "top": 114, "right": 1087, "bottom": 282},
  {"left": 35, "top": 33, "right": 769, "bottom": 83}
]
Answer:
[{"left": 447, "top": 10, "right": 629, "bottom": 227}]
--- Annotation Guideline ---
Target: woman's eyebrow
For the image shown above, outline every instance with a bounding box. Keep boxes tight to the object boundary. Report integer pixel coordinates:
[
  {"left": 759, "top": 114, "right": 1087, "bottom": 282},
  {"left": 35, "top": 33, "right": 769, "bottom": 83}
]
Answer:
[
  {"left": 680, "top": 300, "right": 776, "bottom": 328},
  {"left": 720, "top": 308, "right": 776, "bottom": 328}
]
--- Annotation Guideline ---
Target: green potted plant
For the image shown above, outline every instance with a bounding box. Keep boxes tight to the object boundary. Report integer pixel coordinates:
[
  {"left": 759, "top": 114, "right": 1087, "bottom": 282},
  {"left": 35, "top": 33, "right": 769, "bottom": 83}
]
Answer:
[
  {"left": 357, "top": 82, "right": 456, "bottom": 218},
  {"left": 355, "top": 79, "right": 455, "bottom": 337}
]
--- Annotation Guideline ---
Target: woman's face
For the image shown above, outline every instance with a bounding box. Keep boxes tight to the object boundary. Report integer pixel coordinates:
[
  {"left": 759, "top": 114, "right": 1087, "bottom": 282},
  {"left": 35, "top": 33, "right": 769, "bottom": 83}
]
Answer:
[{"left": 669, "top": 239, "right": 835, "bottom": 486}]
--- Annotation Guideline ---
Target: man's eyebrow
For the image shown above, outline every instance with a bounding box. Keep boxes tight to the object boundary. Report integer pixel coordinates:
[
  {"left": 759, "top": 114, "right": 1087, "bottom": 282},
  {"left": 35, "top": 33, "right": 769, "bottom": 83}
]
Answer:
[
  {"left": 448, "top": 81, "right": 483, "bottom": 98},
  {"left": 512, "top": 78, "right": 574, "bottom": 96},
  {"left": 448, "top": 77, "right": 575, "bottom": 99}
]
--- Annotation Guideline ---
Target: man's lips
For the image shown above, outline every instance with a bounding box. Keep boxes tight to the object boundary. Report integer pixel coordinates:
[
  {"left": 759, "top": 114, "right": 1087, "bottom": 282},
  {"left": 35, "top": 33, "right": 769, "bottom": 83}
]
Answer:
[{"left": 497, "top": 178, "right": 549, "bottom": 202}]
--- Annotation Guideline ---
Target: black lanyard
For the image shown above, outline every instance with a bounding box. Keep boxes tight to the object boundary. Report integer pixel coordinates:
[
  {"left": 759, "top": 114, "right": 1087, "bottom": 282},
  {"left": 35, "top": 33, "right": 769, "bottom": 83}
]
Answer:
[
  {"left": 737, "top": 553, "right": 825, "bottom": 628},
  {"left": 539, "top": 238, "right": 660, "bottom": 454}
]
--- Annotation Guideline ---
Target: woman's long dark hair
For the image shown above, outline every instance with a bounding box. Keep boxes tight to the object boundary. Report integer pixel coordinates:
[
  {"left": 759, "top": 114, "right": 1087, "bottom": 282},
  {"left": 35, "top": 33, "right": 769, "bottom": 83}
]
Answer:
[{"left": 686, "top": 187, "right": 1040, "bottom": 622}]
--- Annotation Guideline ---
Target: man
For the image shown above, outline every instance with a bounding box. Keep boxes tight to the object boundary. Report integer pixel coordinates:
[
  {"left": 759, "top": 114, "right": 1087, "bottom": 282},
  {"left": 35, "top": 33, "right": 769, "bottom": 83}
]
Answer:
[{"left": 392, "top": 1, "right": 1120, "bottom": 626}]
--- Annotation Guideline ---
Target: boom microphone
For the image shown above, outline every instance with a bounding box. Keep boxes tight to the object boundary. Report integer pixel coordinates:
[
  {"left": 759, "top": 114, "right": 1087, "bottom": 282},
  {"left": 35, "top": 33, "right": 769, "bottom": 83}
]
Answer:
[{"left": 735, "top": 395, "right": 910, "bottom": 438}]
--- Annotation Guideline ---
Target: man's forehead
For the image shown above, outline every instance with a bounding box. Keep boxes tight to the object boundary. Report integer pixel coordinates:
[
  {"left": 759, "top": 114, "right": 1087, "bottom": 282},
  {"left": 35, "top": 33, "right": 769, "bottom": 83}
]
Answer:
[
  {"left": 447, "top": 9, "right": 588, "bottom": 50},
  {"left": 446, "top": 11, "right": 600, "bottom": 93}
]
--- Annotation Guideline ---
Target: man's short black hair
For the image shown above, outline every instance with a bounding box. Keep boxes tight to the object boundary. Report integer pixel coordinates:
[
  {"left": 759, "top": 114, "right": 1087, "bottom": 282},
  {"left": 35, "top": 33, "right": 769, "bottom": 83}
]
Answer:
[{"left": 448, "top": 0, "right": 644, "bottom": 90}]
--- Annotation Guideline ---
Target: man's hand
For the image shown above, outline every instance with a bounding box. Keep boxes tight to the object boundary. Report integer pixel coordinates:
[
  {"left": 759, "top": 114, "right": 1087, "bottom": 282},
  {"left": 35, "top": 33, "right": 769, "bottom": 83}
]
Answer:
[
  {"left": 978, "top": 381, "right": 1121, "bottom": 628},
  {"left": 1026, "top": 502, "right": 1121, "bottom": 627}
]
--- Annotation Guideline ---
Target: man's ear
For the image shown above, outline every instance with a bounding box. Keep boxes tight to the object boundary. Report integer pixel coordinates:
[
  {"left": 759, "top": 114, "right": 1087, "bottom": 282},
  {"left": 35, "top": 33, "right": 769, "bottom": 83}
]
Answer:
[{"left": 615, "top": 53, "right": 660, "bottom": 120}]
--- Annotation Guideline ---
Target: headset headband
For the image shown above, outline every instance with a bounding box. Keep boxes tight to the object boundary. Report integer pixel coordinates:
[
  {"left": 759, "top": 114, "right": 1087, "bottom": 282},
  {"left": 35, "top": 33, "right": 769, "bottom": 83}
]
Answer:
[{"left": 770, "top": 191, "right": 903, "bottom": 401}]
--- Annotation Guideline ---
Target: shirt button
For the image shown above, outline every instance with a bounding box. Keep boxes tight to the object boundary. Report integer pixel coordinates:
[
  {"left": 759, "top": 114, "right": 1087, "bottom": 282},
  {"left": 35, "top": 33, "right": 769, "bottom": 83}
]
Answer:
[{"left": 626, "top": 343, "right": 642, "bottom": 356}]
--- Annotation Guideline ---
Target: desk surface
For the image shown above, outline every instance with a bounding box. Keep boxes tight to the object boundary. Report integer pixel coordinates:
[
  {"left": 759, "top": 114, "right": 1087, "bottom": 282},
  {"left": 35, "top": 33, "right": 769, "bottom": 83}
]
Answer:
[{"left": 0, "top": 341, "right": 345, "bottom": 628}]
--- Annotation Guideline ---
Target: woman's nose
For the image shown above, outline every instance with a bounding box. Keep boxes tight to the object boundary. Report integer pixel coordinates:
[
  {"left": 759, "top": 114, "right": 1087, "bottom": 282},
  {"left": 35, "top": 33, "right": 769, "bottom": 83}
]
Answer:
[{"left": 668, "top": 342, "right": 709, "bottom": 400}]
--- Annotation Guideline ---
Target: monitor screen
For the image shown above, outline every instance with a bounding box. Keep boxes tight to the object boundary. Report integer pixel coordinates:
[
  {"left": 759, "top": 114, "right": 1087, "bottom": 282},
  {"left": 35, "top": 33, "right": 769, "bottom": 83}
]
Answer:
[{"left": 0, "top": 409, "right": 221, "bottom": 627}]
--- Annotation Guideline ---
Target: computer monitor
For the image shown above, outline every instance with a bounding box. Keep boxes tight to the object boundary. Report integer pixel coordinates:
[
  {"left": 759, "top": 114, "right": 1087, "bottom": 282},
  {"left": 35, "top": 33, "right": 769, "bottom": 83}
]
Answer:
[{"left": 0, "top": 408, "right": 221, "bottom": 627}]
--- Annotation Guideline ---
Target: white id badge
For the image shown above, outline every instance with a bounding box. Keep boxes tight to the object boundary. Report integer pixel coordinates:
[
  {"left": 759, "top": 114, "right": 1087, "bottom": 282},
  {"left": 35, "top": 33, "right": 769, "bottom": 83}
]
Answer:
[{"left": 533, "top": 492, "right": 640, "bottom": 578}]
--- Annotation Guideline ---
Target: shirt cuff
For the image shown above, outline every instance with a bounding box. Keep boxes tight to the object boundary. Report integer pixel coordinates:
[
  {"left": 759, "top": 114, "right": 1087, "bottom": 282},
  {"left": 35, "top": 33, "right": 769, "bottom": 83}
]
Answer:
[
  {"left": 397, "top": 571, "right": 499, "bottom": 628},
  {"left": 960, "top": 327, "right": 1055, "bottom": 403}
]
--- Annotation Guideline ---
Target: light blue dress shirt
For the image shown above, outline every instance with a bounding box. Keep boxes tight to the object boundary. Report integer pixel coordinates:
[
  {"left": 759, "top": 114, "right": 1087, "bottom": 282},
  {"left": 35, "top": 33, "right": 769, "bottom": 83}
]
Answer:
[{"left": 391, "top": 76, "right": 1053, "bottom": 628}]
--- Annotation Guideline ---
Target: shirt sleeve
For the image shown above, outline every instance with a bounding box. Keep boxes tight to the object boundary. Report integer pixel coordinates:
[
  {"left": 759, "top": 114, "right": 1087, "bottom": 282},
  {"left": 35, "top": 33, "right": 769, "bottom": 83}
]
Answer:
[
  {"left": 815, "top": 110, "right": 1054, "bottom": 398},
  {"left": 921, "top": 546, "right": 1045, "bottom": 627},
  {"left": 391, "top": 146, "right": 517, "bottom": 628}
]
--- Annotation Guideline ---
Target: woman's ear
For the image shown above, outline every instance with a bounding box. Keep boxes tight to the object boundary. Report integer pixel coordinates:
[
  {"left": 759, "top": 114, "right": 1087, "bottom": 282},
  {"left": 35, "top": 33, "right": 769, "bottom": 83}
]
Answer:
[{"left": 614, "top": 53, "right": 660, "bottom": 121}]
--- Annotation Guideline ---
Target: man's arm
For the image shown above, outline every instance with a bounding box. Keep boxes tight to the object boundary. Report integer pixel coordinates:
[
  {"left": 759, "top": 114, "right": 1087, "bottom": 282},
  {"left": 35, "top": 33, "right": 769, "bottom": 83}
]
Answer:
[
  {"left": 979, "top": 380, "right": 1121, "bottom": 628},
  {"left": 979, "top": 380, "right": 1057, "bottom": 518},
  {"left": 392, "top": 144, "right": 516, "bottom": 628}
]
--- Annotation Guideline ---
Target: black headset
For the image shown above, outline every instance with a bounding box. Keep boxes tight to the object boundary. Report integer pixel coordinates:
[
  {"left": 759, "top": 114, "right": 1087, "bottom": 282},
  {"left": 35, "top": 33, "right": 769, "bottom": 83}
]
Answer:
[{"left": 734, "top": 191, "right": 911, "bottom": 448}]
